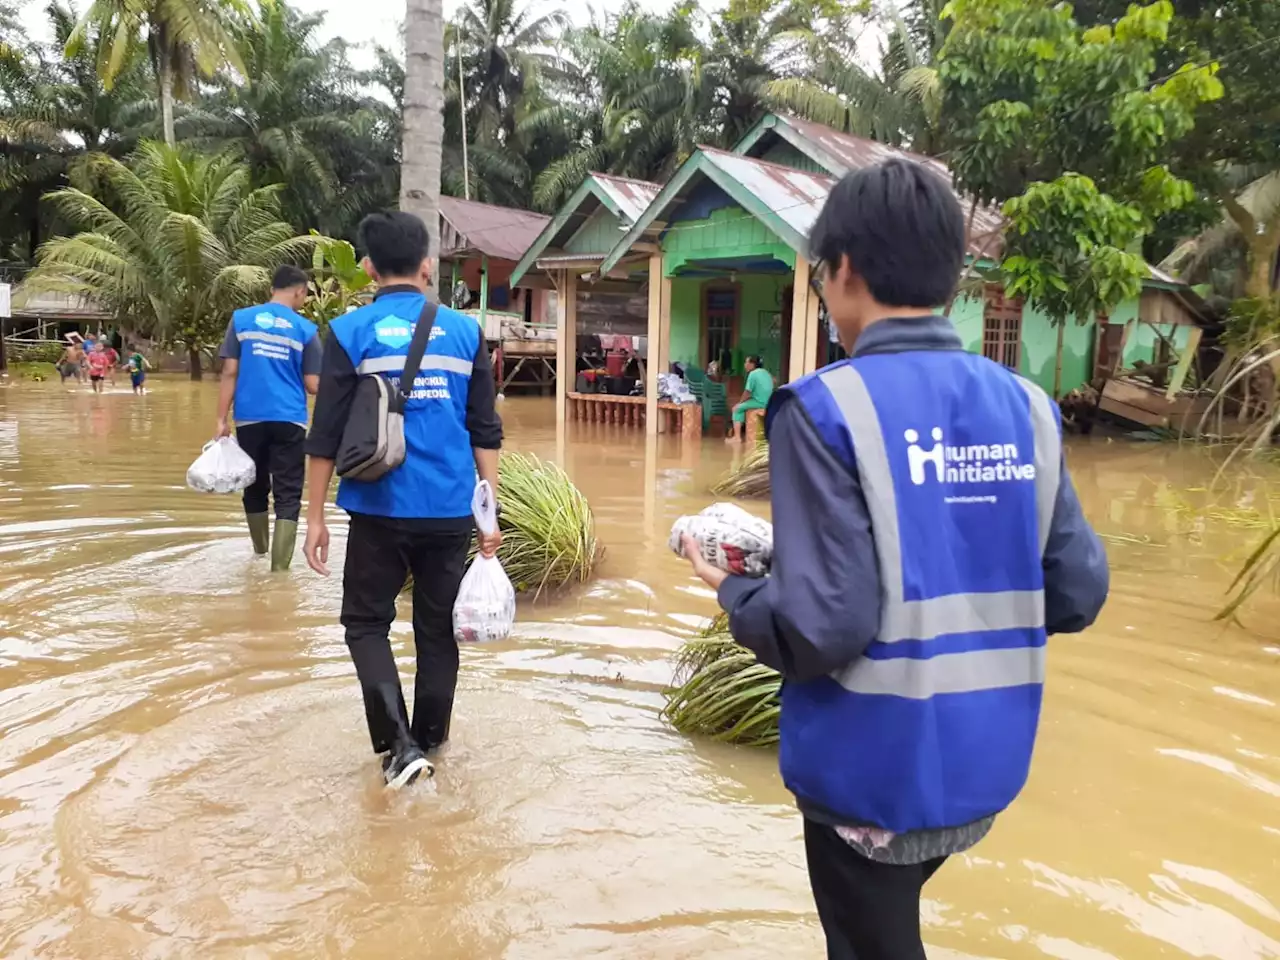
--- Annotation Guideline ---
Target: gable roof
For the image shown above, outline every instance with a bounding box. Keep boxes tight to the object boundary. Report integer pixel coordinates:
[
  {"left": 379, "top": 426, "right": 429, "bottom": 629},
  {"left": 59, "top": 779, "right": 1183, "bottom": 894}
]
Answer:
[
  {"left": 438, "top": 196, "right": 551, "bottom": 263},
  {"left": 508, "top": 173, "right": 662, "bottom": 286},
  {"left": 735, "top": 113, "right": 1005, "bottom": 260},
  {"left": 598, "top": 148, "right": 835, "bottom": 276}
]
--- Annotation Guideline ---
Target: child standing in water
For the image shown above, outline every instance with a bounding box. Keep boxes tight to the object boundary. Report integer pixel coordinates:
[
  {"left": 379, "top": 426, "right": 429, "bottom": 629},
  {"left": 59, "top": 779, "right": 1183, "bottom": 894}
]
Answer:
[
  {"left": 127, "top": 350, "right": 150, "bottom": 394},
  {"left": 86, "top": 342, "right": 110, "bottom": 392}
]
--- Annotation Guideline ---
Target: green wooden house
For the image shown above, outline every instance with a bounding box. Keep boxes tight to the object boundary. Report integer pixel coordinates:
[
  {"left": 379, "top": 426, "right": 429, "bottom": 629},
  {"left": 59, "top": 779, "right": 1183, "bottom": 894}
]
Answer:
[{"left": 534, "top": 112, "right": 1207, "bottom": 434}]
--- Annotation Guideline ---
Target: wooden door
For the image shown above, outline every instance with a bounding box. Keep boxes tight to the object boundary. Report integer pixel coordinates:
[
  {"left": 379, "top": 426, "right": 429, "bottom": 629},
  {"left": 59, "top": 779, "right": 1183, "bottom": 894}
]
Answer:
[
  {"left": 981, "top": 283, "right": 1023, "bottom": 369},
  {"left": 1094, "top": 322, "right": 1125, "bottom": 380},
  {"left": 779, "top": 285, "right": 793, "bottom": 381}
]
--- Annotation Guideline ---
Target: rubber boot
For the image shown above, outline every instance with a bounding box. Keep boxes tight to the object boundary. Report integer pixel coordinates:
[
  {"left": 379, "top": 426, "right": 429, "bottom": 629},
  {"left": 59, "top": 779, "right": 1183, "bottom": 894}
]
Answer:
[
  {"left": 271, "top": 519, "right": 298, "bottom": 572},
  {"left": 246, "top": 512, "right": 270, "bottom": 556}
]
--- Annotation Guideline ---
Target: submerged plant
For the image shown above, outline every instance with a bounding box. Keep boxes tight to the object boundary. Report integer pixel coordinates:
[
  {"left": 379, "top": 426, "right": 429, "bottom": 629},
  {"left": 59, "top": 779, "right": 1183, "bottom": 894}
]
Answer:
[
  {"left": 662, "top": 618, "right": 780, "bottom": 747},
  {"left": 1218, "top": 525, "right": 1280, "bottom": 623},
  {"left": 711, "top": 437, "right": 770, "bottom": 499},
  {"left": 488, "top": 452, "right": 601, "bottom": 596}
]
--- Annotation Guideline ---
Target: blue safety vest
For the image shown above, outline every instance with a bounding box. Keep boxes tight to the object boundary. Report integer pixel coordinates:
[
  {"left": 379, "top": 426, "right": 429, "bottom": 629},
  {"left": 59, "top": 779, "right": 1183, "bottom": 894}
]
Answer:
[
  {"left": 231, "top": 302, "right": 317, "bottom": 425},
  {"left": 779, "top": 350, "right": 1061, "bottom": 834},
  {"left": 329, "top": 291, "right": 480, "bottom": 519}
]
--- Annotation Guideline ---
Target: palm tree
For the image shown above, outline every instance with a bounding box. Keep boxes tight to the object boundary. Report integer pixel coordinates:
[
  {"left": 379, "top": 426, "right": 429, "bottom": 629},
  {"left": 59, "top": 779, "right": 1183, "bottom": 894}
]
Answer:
[
  {"left": 402, "top": 0, "right": 445, "bottom": 296},
  {"left": 767, "top": 0, "right": 946, "bottom": 153},
  {"left": 23, "top": 142, "right": 313, "bottom": 377},
  {"left": 181, "top": 1, "right": 372, "bottom": 235},
  {"left": 452, "top": 0, "right": 568, "bottom": 148},
  {"left": 530, "top": 3, "right": 716, "bottom": 210},
  {"left": 67, "top": 0, "right": 247, "bottom": 147}
]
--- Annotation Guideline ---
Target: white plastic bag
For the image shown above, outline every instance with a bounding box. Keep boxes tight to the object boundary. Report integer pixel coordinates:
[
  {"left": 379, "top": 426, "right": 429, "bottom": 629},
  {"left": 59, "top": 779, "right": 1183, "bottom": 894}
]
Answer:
[
  {"left": 670, "top": 502, "right": 774, "bottom": 577},
  {"left": 186, "top": 436, "right": 257, "bottom": 494},
  {"left": 453, "top": 480, "right": 517, "bottom": 643}
]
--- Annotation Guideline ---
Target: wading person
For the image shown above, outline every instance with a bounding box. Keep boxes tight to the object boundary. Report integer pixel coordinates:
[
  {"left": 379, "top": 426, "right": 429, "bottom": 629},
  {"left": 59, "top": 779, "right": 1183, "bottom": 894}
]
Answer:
[
  {"left": 681, "top": 159, "right": 1109, "bottom": 959},
  {"left": 86, "top": 341, "right": 110, "bottom": 392},
  {"left": 729, "top": 354, "right": 774, "bottom": 442},
  {"left": 127, "top": 349, "right": 150, "bottom": 394},
  {"left": 59, "top": 341, "right": 84, "bottom": 384},
  {"left": 215, "top": 265, "right": 321, "bottom": 571},
  {"left": 302, "top": 211, "right": 503, "bottom": 790}
]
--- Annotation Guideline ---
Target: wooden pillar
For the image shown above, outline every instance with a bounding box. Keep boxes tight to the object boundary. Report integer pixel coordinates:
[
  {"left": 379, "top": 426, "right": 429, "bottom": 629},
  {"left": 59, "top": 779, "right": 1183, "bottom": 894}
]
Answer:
[
  {"left": 478, "top": 255, "right": 489, "bottom": 334},
  {"left": 658, "top": 275, "right": 672, "bottom": 375},
  {"left": 554, "top": 270, "right": 577, "bottom": 427},
  {"left": 645, "top": 252, "right": 666, "bottom": 437},
  {"left": 789, "top": 258, "right": 814, "bottom": 383}
]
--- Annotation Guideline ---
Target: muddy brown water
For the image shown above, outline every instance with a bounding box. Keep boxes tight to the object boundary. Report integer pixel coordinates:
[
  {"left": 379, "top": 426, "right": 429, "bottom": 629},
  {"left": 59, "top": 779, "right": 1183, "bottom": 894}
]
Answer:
[{"left": 1, "top": 379, "right": 1278, "bottom": 960}]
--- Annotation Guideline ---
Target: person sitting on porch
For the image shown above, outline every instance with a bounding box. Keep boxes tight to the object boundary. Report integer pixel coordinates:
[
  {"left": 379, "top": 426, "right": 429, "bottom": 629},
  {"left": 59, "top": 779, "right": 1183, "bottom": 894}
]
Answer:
[{"left": 729, "top": 355, "right": 774, "bottom": 442}]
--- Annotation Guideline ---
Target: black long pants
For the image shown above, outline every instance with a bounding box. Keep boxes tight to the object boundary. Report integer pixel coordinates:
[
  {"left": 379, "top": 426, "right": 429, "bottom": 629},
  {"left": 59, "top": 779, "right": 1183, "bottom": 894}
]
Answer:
[
  {"left": 236, "top": 422, "right": 306, "bottom": 521},
  {"left": 804, "top": 819, "right": 946, "bottom": 960},
  {"left": 340, "top": 513, "right": 472, "bottom": 754}
]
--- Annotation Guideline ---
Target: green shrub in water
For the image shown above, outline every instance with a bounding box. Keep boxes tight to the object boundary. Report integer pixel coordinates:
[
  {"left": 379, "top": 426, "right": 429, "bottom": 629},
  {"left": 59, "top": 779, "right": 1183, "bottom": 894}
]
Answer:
[
  {"left": 711, "top": 436, "right": 770, "bottom": 499},
  {"left": 489, "top": 452, "right": 601, "bottom": 595},
  {"left": 662, "top": 616, "right": 781, "bottom": 747}
]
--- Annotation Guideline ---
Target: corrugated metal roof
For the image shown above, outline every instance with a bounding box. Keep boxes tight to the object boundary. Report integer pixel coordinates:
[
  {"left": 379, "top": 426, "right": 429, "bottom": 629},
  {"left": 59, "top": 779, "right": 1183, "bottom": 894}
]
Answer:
[
  {"left": 591, "top": 173, "right": 662, "bottom": 224},
  {"left": 771, "top": 114, "right": 1005, "bottom": 259},
  {"left": 438, "top": 196, "right": 551, "bottom": 263},
  {"left": 699, "top": 148, "right": 835, "bottom": 242}
]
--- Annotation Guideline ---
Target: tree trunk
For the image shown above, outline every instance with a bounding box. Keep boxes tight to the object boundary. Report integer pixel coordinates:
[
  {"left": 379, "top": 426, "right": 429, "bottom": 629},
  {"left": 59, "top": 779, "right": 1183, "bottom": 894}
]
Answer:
[
  {"left": 1053, "top": 320, "right": 1065, "bottom": 399},
  {"left": 401, "top": 0, "right": 445, "bottom": 300},
  {"left": 188, "top": 344, "right": 203, "bottom": 381},
  {"left": 1245, "top": 230, "right": 1280, "bottom": 300},
  {"left": 157, "top": 40, "right": 177, "bottom": 148}
]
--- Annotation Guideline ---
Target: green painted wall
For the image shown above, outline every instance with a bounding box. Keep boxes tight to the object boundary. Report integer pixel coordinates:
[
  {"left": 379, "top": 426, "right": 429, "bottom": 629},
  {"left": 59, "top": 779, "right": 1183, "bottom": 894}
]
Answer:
[
  {"left": 669, "top": 278, "right": 700, "bottom": 367},
  {"left": 760, "top": 142, "right": 827, "bottom": 174},
  {"left": 662, "top": 206, "right": 795, "bottom": 276},
  {"left": 667, "top": 274, "right": 790, "bottom": 376},
  {"left": 946, "top": 293, "right": 1189, "bottom": 394},
  {"left": 566, "top": 205, "right": 623, "bottom": 255}
]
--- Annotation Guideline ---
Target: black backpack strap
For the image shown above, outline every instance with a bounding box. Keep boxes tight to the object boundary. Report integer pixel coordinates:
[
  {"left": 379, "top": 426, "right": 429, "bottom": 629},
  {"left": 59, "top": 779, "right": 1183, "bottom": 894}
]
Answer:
[{"left": 398, "top": 299, "right": 439, "bottom": 399}]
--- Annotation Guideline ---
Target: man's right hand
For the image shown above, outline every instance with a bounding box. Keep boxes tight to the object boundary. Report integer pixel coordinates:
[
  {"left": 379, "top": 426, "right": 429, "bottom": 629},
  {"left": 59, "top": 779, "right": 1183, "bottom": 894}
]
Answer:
[
  {"left": 214, "top": 418, "right": 231, "bottom": 439},
  {"left": 304, "top": 516, "right": 331, "bottom": 577}
]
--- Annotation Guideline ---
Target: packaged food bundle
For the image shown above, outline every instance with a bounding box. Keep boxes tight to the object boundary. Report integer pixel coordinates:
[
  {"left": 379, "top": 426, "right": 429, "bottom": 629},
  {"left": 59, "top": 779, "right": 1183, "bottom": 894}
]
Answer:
[
  {"left": 453, "top": 480, "right": 516, "bottom": 643},
  {"left": 186, "top": 437, "right": 257, "bottom": 494},
  {"left": 669, "top": 502, "right": 773, "bottom": 577}
]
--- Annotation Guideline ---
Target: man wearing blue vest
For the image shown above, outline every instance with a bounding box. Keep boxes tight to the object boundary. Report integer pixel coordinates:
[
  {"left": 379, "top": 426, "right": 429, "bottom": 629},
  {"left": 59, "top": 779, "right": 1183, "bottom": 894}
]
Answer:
[
  {"left": 682, "top": 160, "right": 1109, "bottom": 958},
  {"left": 216, "top": 265, "right": 320, "bottom": 571},
  {"left": 303, "top": 211, "right": 503, "bottom": 790}
]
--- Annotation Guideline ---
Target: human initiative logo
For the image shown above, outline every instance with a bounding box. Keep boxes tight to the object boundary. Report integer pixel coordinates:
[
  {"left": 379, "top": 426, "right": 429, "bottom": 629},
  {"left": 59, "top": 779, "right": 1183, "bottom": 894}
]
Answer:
[{"left": 904, "top": 427, "right": 1037, "bottom": 486}]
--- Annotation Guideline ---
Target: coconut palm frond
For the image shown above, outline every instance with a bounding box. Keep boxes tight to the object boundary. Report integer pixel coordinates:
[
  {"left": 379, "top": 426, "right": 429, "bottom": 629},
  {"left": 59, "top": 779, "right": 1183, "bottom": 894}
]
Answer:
[{"left": 663, "top": 627, "right": 781, "bottom": 747}]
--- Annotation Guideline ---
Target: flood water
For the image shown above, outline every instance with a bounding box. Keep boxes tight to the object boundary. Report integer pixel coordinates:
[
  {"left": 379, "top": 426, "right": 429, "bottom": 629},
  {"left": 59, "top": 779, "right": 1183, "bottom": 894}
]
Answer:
[{"left": 1, "top": 379, "right": 1278, "bottom": 960}]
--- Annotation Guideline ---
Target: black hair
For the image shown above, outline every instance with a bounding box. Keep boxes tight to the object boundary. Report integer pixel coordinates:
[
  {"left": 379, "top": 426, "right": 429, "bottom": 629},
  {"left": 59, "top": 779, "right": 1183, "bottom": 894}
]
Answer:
[
  {"left": 272, "top": 264, "right": 309, "bottom": 290},
  {"left": 809, "top": 158, "right": 965, "bottom": 308},
  {"left": 358, "top": 211, "right": 430, "bottom": 278},
  {"left": 746, "top": 355, "right": 763, "bottom": 368}
]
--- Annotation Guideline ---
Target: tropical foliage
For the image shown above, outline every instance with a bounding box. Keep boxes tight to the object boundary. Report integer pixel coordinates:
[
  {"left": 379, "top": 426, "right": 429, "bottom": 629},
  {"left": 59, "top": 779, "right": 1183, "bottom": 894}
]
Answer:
[
  {"left": 937, "top": 0, "right": 1223, "bottom": 396},
  {"left": 22, "top": 142, "right": 312, "bottom": 377},
  {"left": 490, "top": 452, "right": 601, "bottom": 596},
  {"left": 662, "top": 616, "right": 781, "bottom": 747}
]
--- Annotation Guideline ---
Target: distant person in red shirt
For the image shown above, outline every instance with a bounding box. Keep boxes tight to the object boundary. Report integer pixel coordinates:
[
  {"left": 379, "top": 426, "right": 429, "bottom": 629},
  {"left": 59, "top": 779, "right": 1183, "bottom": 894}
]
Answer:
[
  {"left": 86, "top": 342, "right": 110, "bottom": 392},
  {"left": 103, "top": 343, "right": 121, "bottom": 387}
]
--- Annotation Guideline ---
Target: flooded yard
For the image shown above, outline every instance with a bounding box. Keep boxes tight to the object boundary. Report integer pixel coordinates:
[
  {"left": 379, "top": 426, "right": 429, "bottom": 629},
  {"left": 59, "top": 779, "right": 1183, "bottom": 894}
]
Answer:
[{"left": 0, "top": 379, "right": 1277, "bottom": 959}]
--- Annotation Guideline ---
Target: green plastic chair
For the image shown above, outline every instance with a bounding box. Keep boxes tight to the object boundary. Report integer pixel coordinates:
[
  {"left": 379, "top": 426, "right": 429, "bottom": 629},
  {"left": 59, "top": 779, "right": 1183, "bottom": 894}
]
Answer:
[{"left": 699, "top": 380, "right": 730, "bottom": 434}]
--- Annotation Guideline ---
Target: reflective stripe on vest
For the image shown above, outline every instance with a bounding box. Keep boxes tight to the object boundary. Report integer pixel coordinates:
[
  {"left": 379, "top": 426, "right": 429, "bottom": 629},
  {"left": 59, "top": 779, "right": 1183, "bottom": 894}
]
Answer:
[
  {"left": 815, "top": 362, "right": 1062, "bottom": 699},
  {"left": 356, "top": 355, "right": 475, "bottom": 377},
  {"left": 236, "top": 329, "right": 305, "bottom": 352}
]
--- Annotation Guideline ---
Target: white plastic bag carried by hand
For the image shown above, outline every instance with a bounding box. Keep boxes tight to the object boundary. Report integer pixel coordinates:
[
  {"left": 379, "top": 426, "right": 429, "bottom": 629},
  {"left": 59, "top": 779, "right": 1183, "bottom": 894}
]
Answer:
[
  {"left": 670, "top": 502, "right": 774, "bottom": 577},
  {"left": 186, "top": 436, "right": 257, "bottom": 494},
  {"left": 453, "top": 480, "right": 517, "bottom": 643}
]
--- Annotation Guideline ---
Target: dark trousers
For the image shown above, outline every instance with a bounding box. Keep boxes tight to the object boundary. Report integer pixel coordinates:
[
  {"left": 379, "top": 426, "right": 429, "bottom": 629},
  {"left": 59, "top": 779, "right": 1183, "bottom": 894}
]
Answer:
[
  {"left": 340, "top": 513, "right": 472, "bottom": 754},
  {"left": 804, "top": 819, "right": 946, "bottom": 960},
  {"left": 236, "top": 422, "right": 306, "bottom": 521}
]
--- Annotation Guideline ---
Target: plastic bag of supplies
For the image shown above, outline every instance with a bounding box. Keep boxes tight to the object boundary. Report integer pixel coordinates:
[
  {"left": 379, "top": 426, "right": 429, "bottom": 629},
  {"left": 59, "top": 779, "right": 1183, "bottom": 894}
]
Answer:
[
  {"left": 453, "top": 480, "right": 517, "bottom": 643},
  {"left": 669, "top": 502, "right": 773, "bottom": 577},
  {"left": 186, "top": 436, "right": 257, "bottom": 494}
]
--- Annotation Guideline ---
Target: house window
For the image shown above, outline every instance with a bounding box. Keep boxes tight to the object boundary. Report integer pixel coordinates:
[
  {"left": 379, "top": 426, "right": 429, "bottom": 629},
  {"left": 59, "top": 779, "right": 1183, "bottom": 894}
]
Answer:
[
  {"left": 704, "top": 287, "right": 738, "bottom": 372},
  {"left": 982, "top": 284, "right": 1022, "bottom": 369}
]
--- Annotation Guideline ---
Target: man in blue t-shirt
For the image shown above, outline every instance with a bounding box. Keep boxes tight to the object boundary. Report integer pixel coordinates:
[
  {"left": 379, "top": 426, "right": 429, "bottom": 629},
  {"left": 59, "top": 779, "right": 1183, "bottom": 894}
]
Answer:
[
  {"left": 216, "top": 265, "right": 321, "bottom": 571},
  {"left": 303, "top": 211, "right": 503, "bottom": 790}
]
